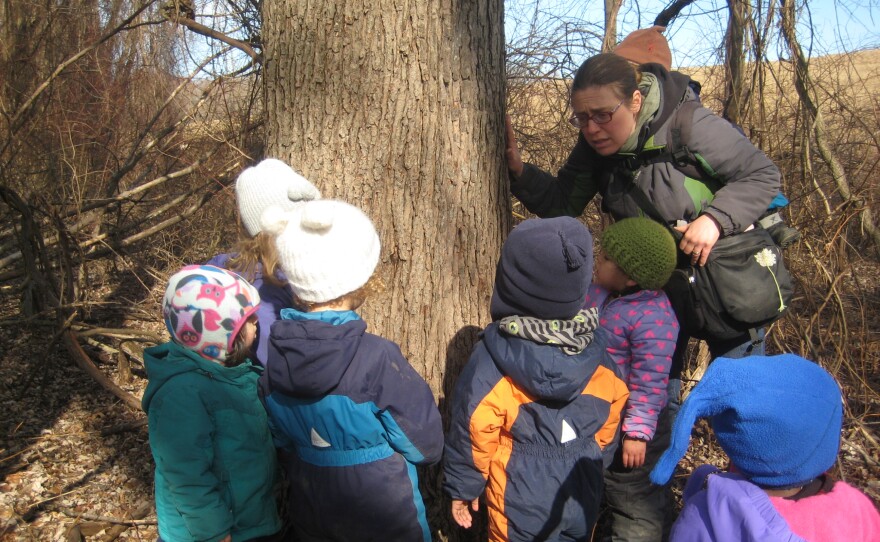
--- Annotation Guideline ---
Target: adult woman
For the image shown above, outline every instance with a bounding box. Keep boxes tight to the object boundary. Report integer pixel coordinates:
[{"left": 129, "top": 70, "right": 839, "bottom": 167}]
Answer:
[
  {"left": 506, "top": 51, "right": 781, "bottom": 542},
  {"left": 507, "top": 52, "right": 779, "bottom": 361}
]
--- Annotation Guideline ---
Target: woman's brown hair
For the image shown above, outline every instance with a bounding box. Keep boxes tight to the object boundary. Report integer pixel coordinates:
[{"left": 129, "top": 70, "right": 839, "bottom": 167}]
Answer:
[{"left": 572, "top": 52, "right": 642, "bottom": 101}]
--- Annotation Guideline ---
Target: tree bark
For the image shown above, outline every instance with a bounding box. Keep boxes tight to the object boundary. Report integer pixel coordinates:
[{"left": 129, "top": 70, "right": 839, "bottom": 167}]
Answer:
[
  {"left": 262, "top": 5, "right": 508, "bottom": 537},
  {"left": 262, "top": 0, "right": 510, "bottom": 399},
  {"left": 723, "top": 0, "right": 749, "bottom": 125},
  {"left": 602, "top": 0, "right": 623, "bottom": 53}
]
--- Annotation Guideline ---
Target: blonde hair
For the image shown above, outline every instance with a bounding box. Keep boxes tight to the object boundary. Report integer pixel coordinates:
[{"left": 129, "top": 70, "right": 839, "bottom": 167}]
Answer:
[
  {"left": 294, "top": 274, "right": 386, "bottom": 312},
  {"left": 226, "top": 229, "right": 286, "bottom": 288}
]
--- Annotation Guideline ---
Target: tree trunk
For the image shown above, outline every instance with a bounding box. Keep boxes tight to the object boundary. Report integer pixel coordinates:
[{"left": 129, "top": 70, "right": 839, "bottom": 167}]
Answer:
[
  {"left": 602, "top": 0, "right": 623, "bottom": 53},
  {"left": 262, "top": 3, "right": 509, "bottom": 536},
  {"left": 723, "top": 0, "right": 749, "bottom": 125},
  {"left": 262, "top": 0, "right": 508, "bottom": 392}
]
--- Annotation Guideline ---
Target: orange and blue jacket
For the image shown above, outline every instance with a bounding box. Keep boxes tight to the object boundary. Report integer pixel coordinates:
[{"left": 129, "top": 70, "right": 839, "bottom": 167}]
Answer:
[{"left": 443, "top": 322, "right": 629, "bottom": 541}]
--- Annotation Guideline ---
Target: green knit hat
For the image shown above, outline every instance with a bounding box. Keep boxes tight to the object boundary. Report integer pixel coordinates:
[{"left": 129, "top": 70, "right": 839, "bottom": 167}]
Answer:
[{"left": 601, "top": 217, "right": 677, "bottom": 290}]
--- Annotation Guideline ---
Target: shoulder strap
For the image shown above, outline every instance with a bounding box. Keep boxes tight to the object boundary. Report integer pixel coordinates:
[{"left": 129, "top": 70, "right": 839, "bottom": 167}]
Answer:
[
  {"left": 624, "top": 173, "right": 680, "bottom": 243},
  {"left": 639, "top": 100, "right": 719, "bottom": 185},
  {"left": 625, "top": 175, "right": 665, "bottom": 224},
  {"left": 668, "top": 100, "right": 700, "bottom": 167}
]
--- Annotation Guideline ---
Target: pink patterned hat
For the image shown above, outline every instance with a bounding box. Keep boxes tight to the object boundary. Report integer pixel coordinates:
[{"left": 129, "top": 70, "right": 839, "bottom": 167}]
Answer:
[{"left": 162, "top": 265, "right": 260, "bottom": 362}]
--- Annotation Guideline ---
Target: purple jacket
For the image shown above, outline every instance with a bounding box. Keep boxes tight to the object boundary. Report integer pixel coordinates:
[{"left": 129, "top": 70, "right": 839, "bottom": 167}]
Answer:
[
  {"left": 583, "top": 285, "right": 678, "bottom": 440},
  {"left": 206, "top": 253, "right": 292, "bottom": 366},
  {"left": 671, "top": 465, "right": 806, "bottom": 542}
]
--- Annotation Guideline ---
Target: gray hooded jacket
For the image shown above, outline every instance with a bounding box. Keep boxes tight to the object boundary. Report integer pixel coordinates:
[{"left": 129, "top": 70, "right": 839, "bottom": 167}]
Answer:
[{"left": 511, "top": 64, "right": 780, "bottom": 237}]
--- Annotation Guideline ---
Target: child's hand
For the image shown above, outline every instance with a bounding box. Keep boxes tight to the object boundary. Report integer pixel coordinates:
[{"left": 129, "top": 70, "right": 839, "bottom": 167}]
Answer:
[
  {"left": 451, "top": 498, "right": 479, "bottom": 529},
  {"left": 218, "top": 535, "right": 231, "bottom": 542},
  {"left": 622, "top": 437, "right": 647, "bottom": 468}
]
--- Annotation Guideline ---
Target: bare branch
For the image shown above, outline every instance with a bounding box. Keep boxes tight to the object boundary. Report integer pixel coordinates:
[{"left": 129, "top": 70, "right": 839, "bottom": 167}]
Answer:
[
  {"left": 779, "top": 0, "right": 880, "bottom": 254},
  {"left": 1, "top": 1, "right": 157, "bottom": 156},
  {"left": 62, "top": 329, "right": 142, "bottom": 411},
  {"left": 168, "top": 16, "right": 260, "bottom": 63},
  {"left": 654, "top": 0, "right": 696, "bottom": 28}
]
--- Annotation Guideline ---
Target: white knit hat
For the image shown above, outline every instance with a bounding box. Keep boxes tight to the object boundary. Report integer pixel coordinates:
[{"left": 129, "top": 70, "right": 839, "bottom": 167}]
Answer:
[
  {"left": 235, "top": 158, "right": 321, "bottom": 236},
  {"left": 261, "top": 200, "right": 381, "bottom": 303}
]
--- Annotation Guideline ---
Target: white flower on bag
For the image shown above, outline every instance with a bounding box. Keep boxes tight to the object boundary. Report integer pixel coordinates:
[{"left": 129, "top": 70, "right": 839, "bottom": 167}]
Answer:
[
  {"left": 754, "top": 248, "right": 777, "bottom": 268},
  {"left": 754, "top": 248, "right": 786, "bottom": 312}
]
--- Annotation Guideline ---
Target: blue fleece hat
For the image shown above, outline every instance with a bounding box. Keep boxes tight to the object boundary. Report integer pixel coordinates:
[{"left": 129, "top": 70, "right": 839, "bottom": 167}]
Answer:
[
  {"left": 490, "top": 217, "right": 593, "bottom": 320},
  {"left": 650, "top": 354, "right": 843, "bottom": 488}
]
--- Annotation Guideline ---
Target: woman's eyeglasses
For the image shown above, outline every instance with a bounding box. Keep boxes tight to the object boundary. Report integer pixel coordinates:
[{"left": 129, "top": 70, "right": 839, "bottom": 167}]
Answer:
[{"left": 568, "top": 99, "right": 625, "bottom": 128}]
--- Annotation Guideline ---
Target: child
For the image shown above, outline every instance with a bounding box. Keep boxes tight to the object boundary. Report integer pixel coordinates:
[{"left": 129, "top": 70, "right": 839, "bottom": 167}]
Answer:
[
  {"left": 585, "top": 217, "right": 680, "bottom": 541},
  {"left": 143, "top": 265, "right": 281, "bottom": 542},
  {"left": 207, "top": 158, "right": 321, "bottom": 366},
  {"left": 444, "top": 216, "right": 630, "bottom": 542},
  {"left": 257, "top": 200, "right": 444, "bottom": 541},
  {"left": 650, "top": 354, "right": 880, "bottom": 541}
]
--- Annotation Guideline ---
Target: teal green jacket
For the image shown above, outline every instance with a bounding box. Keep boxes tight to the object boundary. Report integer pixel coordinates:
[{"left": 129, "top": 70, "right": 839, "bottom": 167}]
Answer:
[{"left": 143, "top": 342, "right": 280, "bottom": 542}]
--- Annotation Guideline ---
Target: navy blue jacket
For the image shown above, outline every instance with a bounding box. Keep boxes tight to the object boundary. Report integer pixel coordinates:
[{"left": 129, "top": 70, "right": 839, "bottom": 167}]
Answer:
[
  {"left": 259, "top": 311, "right": 443, "bottom": 541},
  {"left": 444, "top": 324, "right": 629, "bottom": 541}
]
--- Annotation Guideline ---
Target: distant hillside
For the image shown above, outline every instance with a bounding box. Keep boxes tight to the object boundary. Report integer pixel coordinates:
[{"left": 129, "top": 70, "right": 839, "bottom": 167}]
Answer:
[
  {"left": 510, "top": 48, "right": 880, "bottom": 133},
  {"left": 679, "top": 48, "right": 880, "bottom": 117}
]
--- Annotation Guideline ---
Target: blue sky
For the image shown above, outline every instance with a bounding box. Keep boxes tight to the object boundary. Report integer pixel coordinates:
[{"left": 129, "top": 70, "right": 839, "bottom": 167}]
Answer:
[{"left": 504, "top": 0, "right": 879, "bottom": 68}]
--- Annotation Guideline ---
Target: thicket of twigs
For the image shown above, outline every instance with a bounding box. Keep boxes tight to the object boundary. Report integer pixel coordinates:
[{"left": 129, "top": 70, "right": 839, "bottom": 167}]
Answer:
[{"left": 1, "top": 0, "right": 878, "bottom": 539}]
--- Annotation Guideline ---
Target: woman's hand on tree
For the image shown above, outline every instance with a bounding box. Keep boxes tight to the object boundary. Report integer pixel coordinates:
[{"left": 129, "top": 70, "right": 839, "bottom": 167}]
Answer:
[{"left": 505, "top": 115, "right": 524, "bottom": 178}]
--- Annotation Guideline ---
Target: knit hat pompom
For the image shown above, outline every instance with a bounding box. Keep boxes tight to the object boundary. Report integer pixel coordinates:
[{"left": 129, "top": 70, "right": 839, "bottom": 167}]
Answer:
[
  {"left": 650, "top": 354, "right": 843, "bottom": 489},
  {"left": 162, "top": 265, "right": 260, "bottom": 363},
  {"left": 601, "top": 217, "right": 677, "bottom": 290},
  {"left": 300, "top": 202, "right": 337, "bottom": 232},
  {"left": 272, "top": 200, "right": 380, "bottom": 304},
  {"left": 613, "top": 26, "right": 672, "bottom": 70},
  {"left": 235, "top": 158, "right": 321, "bottom": 237},
  {"left": 491, "top": 217, "right": 593, "bottom": 321},
  {"left": 260, "top": 205, "right": 290, "bottom": 237}
]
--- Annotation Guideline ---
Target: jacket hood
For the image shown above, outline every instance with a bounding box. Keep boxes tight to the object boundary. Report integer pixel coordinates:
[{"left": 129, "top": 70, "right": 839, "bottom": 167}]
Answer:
[
  {"left": 142, "top": 341, "right": 257, "bottom": 412},
  {"left": 670, "top": 465, "right": 805, "bottom": 542},
  {"left": 689, "top": 470, "right": 807, "bottom": 542},
  {"left": 263, "top": 318, "right": 366, "bottom": 398},
  {"left": 481, "top": 322, "right": 609, "bottom": 403},
  {"left": 638, "top": 64, "right": 694, "bottom": 139}
]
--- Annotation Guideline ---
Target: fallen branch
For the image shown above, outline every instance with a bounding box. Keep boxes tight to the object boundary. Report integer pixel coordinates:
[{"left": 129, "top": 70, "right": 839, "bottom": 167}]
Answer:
[
  {"left": 62, "top": 330, "right": 142, "bottom": 411},
  {"left": 100, "top": 501, "right": 154, "bottom": 541},
  {"left": 100, "top": 418, "right": 148, "bottom": 437},
  {"left": 76, "top": 326, "right": 163, "bottom": 343},
  {"left": 51, "top": 503, "right": 155, "bottom": 526}
]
